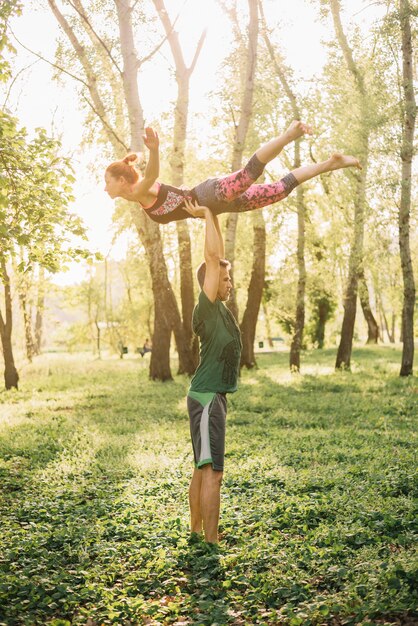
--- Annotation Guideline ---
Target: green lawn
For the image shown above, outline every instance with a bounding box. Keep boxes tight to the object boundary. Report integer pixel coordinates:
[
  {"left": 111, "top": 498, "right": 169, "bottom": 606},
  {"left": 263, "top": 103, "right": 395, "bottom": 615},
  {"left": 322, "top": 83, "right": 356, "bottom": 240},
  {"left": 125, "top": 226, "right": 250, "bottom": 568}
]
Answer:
[{"left": 0, "top": 347, "right": 417, "bottom": 626}]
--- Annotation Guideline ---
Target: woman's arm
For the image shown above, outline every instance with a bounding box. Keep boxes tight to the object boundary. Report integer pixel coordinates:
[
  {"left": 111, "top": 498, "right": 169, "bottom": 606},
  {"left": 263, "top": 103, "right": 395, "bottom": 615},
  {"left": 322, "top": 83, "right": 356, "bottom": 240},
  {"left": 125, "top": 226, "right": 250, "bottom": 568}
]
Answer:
[{"left": 137, "top": 127, "right": 160, "bottom": 195}]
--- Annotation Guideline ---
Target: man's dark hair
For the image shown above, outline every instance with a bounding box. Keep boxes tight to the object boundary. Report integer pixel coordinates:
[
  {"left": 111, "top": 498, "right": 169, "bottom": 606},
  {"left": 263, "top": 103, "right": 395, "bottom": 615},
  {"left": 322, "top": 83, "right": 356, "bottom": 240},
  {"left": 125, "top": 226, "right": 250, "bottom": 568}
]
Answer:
[{"left": 196, "top": 259, "right": 230, "bottom": 289}]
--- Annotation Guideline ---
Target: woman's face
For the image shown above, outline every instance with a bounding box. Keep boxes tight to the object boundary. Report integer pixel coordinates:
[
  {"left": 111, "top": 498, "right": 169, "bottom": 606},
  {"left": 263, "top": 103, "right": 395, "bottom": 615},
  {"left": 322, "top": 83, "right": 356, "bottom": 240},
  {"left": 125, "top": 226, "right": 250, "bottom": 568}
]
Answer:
[{"left": 104, "top": 172, "right": 125, "bottom": 199}]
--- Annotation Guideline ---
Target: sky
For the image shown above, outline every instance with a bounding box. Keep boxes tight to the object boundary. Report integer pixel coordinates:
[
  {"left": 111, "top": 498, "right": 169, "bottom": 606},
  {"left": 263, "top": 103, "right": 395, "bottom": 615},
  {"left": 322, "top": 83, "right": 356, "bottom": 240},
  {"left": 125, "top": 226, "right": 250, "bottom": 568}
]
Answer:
[{"left": 5, "top": 0, "right": 385, "bottom": 285}]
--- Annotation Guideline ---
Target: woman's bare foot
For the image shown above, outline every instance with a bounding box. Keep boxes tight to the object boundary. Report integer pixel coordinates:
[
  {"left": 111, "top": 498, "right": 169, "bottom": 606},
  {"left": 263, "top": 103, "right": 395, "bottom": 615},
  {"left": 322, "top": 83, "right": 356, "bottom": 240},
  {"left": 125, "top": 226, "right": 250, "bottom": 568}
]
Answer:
[
  {"left": 256, "top": 121, "right": 313, "bottom": 164},
  {"left": 328, "top": 152, "right": 362, "bottom": 171},
  {"left": 285, "top": 120, "right": 314, "bottom": 142}
]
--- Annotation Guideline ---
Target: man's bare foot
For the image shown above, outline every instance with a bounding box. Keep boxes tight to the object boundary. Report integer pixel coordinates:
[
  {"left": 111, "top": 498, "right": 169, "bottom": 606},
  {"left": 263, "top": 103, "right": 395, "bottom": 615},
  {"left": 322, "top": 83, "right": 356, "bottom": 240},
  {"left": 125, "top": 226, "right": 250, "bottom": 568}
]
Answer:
[
  {"left": 285, "top": 120, "right": 314, "bottom": 142},
  {"left": 328, "top": 152, "right": 362, "bottom": 171}
]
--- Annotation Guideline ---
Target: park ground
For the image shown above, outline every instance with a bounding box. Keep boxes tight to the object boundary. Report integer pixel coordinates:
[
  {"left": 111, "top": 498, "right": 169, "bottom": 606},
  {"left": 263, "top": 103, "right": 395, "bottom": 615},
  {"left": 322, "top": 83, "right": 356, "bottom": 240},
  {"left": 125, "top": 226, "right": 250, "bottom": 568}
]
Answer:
[{"left": 0, "top": 346, "right": 417, "bottom": 626}]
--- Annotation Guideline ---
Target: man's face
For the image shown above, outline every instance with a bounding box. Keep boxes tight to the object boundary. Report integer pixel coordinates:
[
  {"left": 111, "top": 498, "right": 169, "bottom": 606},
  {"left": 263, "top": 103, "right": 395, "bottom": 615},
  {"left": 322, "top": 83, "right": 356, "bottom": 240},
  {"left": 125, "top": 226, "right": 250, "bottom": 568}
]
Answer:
[{"left": 217, "top": 266, "right": 232, "bottom": 302}]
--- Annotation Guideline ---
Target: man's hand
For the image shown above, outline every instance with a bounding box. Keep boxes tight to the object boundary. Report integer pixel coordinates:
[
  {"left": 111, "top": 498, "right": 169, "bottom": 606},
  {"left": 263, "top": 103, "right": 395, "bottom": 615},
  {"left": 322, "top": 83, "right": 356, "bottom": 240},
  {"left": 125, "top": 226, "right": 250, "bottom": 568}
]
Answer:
[
  {"left": 183, "top": 199, "right": 210, "bottom": 218},
  {"left": 143, "top": 127, "right": 159, "bottom": 151}
]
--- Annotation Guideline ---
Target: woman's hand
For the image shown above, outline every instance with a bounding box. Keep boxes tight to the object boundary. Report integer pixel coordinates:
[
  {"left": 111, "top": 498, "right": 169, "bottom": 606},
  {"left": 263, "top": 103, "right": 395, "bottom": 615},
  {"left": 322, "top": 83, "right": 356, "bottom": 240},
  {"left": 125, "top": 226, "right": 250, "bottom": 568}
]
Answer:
[
  {"left": 183, "top": 199, "right": 210, "bottom": 218},
  {"left": 143, "top": 127, "right": 159, "bottom": 151}
]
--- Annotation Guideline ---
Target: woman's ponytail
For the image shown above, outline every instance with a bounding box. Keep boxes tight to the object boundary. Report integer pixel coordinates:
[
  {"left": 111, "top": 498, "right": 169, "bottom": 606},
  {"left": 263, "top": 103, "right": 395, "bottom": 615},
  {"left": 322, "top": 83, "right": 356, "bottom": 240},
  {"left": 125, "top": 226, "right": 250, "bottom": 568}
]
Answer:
[{"left": 106, "top": 153, "right": 142, "bottom": 184}]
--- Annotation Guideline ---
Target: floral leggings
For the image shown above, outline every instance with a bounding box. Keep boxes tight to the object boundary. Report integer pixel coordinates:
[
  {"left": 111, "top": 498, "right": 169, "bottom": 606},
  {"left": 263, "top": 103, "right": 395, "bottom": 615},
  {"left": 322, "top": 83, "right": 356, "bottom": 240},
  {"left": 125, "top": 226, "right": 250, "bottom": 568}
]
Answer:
[{"left": 211, "top": 154, "right": 299, "bottom": 213}]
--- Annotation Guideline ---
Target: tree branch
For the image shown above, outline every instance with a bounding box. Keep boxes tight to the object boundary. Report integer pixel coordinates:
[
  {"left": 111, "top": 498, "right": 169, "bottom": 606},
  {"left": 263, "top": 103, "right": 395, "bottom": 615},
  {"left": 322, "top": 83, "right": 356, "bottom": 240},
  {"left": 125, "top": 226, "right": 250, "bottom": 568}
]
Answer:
[
  {"left": 189, "top": 28, "right": 207, "bottom": 75},
  {"left": 142, "top": 1, "right": 184, "bottom": 67},
  {"left": 67, "top": 0, "right": 123, "bottom": 76},
  {"left": 9, "top": 26, "right": 91, "bottom": 90},
  {"left": 2, "top": 58, "right": 40, "bottom": 109},
  {"left": 47, "top": 0, "right": 125, "bottom": 153},
  {"left": 258, "top": 0, "right": 300, "bottom": 118},
  {"left": 8, "top": 27, "right": 128, "bottom": 152},
  {"left": 329, "top": 0, "right": 366, "bottom": 95}
]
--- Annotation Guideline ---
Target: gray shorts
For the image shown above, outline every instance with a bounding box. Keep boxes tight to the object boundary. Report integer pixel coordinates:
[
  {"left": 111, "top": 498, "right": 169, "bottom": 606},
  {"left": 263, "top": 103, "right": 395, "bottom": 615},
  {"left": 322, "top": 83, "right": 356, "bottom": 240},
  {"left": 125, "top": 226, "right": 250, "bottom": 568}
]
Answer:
[{"left": 187, "top": 393, "right": 227, "bottom": 471}]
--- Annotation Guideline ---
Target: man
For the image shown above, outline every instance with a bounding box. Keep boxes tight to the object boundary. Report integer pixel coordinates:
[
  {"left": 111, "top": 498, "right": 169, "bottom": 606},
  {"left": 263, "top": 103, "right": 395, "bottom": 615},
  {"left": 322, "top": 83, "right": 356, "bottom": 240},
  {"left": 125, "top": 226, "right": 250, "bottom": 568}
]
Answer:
[{"left": 183, "top": 199, "right": 242, "bottom": 545}]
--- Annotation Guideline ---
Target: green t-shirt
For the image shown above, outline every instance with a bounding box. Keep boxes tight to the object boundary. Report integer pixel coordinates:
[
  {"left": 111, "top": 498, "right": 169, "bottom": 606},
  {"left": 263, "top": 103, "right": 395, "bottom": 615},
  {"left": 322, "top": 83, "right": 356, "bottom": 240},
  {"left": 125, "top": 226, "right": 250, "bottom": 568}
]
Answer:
[{"left": 189, "top": 290, "right": 242, "bottom": 395}]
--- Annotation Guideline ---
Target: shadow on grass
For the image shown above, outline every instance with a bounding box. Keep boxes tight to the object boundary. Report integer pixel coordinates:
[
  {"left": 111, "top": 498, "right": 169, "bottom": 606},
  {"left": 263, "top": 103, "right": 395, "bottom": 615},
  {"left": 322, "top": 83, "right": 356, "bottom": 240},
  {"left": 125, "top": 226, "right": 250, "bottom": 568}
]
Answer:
[
  {"left": 0, "top": 347, "right": 416, "bottom": 625},
  {"left": 0, "top": 367, "right": 193, "bottom": 625}
]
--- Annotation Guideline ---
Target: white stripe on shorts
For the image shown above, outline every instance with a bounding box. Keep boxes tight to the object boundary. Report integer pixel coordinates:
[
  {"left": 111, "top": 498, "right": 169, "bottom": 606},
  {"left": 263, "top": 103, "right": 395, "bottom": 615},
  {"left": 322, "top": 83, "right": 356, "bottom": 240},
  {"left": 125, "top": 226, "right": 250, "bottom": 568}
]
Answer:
[{"left": 199, "top": 401, "right": 212, "bottom": 464}]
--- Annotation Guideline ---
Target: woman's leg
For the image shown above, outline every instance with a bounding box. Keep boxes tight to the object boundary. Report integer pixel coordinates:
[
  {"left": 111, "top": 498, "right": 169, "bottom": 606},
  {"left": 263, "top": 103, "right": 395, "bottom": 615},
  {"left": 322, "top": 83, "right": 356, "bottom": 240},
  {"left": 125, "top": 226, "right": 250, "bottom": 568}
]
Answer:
[
  {"left": 290, "top": 152, "right": 361, "bottom": 184},
  {"left": 255, "top": 120, "right": 313, "bottom": 164},
  {"left": 215, "top": 120, "right": 313, "bottom": 203},
  {"left": 214, "top": 155, "right": 265, "bottom": 203},
  {"left": 229, "top": 153, "right": 362, "bottom": 213}
]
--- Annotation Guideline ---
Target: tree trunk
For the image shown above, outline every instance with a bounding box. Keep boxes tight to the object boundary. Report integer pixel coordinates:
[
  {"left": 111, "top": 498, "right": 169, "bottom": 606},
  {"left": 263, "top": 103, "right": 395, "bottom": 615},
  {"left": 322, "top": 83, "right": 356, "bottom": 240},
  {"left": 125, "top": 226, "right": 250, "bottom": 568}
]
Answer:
[
  {"left": 19, "top": 291, "right": 35, "bottom": 362},
  {"left": 335, "top": 186, "right": 366, "bottom": 370},
  {"left": 0, "top": 257, "right": 19, "bottom": 390},
  {"left": 259, "top": 1, "right": 307, "bottom": 372},
  {"left": 289, "top": 152, "right": 306, "bottom": 372},
  {"left": 262, "top": 300, "right": 274, "bottom": 348},
  {"left": 13, "top": 255, "right": 35, "bottom": 361},
  {"left": 378, "top": 293, "right": 395, "bottom": 343},
  {"left": 240, "top": 210, "right": 266, "bottom": 368},
  {"left": 398, "top": 0, "right": 416, "bottom": 376},
  {"left": 116, "top": 0, "right": 180, "bottom": 380},
  {"left": 94, "top": 319, "right": 101, "bottom": 359},
  {"left": 315, "top": 301, "right": 329, "bottom": 349},
  {"left": 176, "top": 221, "right": 198, "bottom": 372},
  {"left": 130, "top": 212, "right": 172, "bottom": 380},
  {"left": 153, "top": 0, "right": 205, "bottom": 374},
  {"left": 358, "top": 269, "right": 379, "bottom": 344},
  {"left": 1, "top": 336, "right": 19, "bottom": 390},
  {"left": 131, "top": 208, "right": 198, "bottom": 379},
  {"left": 391, "top": 313, "right": 396, "bottom": 344},
  {"left": 34, "top": 265, "right": 45, "bottom": 356},
  {"left": 224, "top": 0, "right": 259, "bottom": 322},
  {"left": 329, "top": 0, "right": 370, "bottom": 371}
]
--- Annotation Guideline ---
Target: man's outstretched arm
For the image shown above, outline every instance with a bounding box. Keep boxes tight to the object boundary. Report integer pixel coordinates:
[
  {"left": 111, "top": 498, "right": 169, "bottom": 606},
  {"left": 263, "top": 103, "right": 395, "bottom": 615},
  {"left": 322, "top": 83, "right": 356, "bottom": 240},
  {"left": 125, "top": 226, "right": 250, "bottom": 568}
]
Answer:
[{"left": 184, "top": 201, "right": 224, "bottom": 302}]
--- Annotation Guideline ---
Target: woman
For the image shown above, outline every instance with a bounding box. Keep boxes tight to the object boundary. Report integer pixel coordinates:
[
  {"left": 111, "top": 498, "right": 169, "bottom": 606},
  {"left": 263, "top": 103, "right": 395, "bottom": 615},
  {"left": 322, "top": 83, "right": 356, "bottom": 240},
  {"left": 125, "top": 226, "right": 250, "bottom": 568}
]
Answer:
[{"left": 104, "top": 122, "right": 361, "bottom": 224}]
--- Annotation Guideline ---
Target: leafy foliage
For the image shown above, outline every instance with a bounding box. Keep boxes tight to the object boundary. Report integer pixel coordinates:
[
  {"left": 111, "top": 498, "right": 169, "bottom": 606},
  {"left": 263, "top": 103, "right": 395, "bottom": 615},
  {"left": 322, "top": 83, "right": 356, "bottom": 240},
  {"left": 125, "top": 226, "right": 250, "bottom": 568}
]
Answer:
[
  {"left": 0, "top": 0, "right": 22, "bottom": 83},
  {"left": 0, "top": 110, "right": 92, "bottom": 274}
]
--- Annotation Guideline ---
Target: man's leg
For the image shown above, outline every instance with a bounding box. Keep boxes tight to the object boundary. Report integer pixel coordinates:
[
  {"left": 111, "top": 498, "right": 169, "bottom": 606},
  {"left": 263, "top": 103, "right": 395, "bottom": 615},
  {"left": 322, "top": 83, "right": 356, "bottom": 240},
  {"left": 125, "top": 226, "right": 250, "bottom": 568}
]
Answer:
[
  {"left": 189, "top": 468, "right": 203, "bottom": 535},
  {"left": 200, "top": 465, "right": 223, "bottom": 544}
]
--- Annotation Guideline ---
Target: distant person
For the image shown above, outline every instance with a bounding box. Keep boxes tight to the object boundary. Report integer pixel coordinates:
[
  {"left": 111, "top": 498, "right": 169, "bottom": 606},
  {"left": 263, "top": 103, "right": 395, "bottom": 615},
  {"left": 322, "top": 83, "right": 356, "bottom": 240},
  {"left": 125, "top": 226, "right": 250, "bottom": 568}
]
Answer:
[
  {"left": 139, "top": 338, "right": 152, "bottom": 358},
  {"left": 183, "top": 199, "right": 242, "bottom": 545},
  {"left": 104, "top": 122, "right": 362, "bottom": 224}
]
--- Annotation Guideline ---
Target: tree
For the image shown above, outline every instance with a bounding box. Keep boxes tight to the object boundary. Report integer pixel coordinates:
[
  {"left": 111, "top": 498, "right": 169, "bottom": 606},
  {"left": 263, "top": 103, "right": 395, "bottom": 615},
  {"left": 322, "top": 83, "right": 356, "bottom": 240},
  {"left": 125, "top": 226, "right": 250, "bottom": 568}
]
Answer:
[
  {"left": 398, "top": 0, "right": 416, "bottom": 376},
  {"left": 358, "top": 268, "right": 379, "bottom": 344},
  {"left": 0, "top": 111, "right": 90, "bottom": 388},
  {"left": 33, "top": 265, "right": 46, "bottom": 355},
  {"left": 223, "top": 0, "right": 259, "bottom": 324},
  {"left": 216, "top": 0, "right": 265, "bottom": 369},
  {"left": 47, "top": 0, "right": 201, "bottom": 380},
  {"left": 323, "top": 0, "right": 370, "bottom": 370},
  {"left": 152, "top": 0, "right": 206, "bottom": 374},
  {"left": 259, "top": 0, "right": 308, "bottom": 372}
]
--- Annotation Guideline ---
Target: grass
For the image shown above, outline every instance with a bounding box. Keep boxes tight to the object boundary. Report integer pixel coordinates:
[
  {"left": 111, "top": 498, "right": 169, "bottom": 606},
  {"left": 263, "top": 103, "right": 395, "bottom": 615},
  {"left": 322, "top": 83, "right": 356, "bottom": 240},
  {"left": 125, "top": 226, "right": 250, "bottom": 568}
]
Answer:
[{"left": 0, "top": 346, "right": 417, "bottom": 626}]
